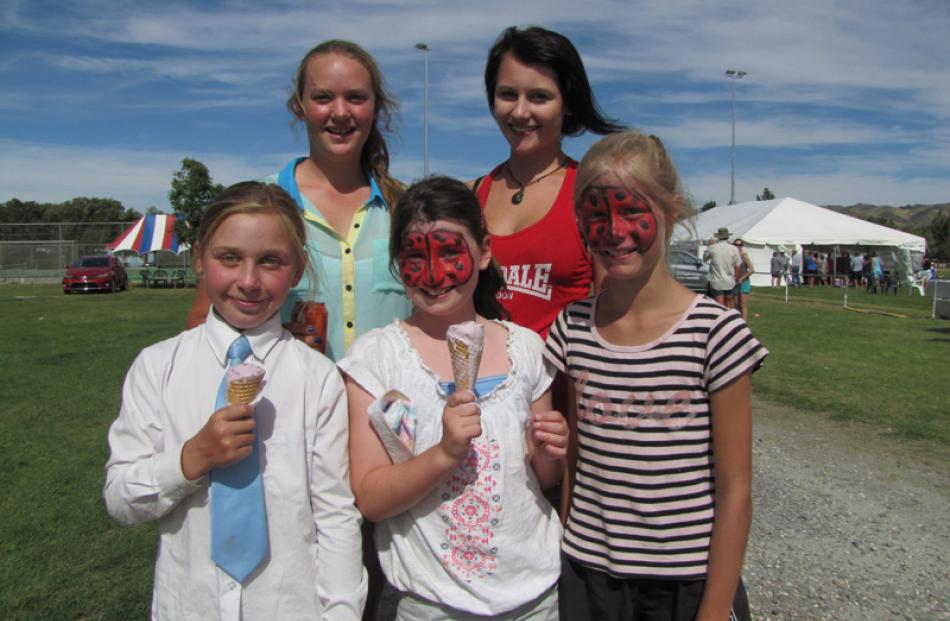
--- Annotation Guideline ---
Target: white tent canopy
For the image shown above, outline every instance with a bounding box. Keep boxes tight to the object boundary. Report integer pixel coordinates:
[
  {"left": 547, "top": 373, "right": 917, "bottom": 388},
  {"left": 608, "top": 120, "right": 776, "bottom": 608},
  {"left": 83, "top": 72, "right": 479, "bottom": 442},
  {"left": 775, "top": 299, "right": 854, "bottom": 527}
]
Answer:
[{"left": 672, "top": 197, "right": 927, "bottom": 287}]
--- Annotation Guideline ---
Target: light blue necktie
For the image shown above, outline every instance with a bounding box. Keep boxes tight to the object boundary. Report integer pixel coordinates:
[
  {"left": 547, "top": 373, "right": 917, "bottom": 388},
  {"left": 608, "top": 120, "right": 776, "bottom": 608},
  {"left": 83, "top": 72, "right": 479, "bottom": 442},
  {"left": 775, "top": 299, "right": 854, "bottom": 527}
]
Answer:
[{"left": 210, "top": 335, "right": 268, "bottom": 583}]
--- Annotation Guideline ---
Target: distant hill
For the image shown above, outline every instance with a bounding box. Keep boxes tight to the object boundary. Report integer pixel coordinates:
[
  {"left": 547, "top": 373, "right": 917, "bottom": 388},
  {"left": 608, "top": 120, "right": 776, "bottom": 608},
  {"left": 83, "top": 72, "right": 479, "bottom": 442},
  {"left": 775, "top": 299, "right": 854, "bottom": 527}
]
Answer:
[{"left": 823, "top": 203, "right": 950, "bottom": 230}]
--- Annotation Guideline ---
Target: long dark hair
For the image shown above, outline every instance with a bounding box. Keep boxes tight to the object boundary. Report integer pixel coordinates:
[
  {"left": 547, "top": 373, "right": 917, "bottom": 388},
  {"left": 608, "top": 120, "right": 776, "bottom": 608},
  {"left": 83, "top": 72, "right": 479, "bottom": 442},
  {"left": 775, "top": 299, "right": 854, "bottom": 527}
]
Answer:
[
  {"left": 287, "top": 40, "right": 404, "bottom": 207},
  {"left": 484, "top": 26, "right": 624, "bottom": 137},
  {"left": 390, "top": 176, "right": 508, "bottom": 321}
]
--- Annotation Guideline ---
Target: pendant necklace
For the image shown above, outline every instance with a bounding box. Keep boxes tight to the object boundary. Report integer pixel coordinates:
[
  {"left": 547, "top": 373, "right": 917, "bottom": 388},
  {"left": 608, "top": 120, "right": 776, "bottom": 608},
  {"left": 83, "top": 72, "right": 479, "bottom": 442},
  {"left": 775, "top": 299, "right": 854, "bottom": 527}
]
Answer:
[{"left": 505, "top": 159, "right": 566, "bottom": 205}]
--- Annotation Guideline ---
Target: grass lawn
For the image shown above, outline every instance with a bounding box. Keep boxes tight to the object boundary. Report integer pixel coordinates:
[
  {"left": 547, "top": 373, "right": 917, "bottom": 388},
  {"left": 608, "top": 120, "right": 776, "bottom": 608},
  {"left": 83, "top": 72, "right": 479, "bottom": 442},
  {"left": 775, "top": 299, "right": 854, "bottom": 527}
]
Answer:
[
  {"left": 747, "top": 284, "right": 949, "bottom": 444},
  {"left": 0, "top": 282, "right": 947, "bottom": 618},
  {"left": 1, "top": 284, "right": 192, "bottom": 619}
]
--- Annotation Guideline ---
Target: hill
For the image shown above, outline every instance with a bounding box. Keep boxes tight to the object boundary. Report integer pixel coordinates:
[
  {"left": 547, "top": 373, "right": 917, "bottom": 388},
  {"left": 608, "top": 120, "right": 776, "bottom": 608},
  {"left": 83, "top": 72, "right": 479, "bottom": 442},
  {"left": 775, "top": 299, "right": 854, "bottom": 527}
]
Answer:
[{"left": 823, "top": 203, "right": 950, "bottom": 230}]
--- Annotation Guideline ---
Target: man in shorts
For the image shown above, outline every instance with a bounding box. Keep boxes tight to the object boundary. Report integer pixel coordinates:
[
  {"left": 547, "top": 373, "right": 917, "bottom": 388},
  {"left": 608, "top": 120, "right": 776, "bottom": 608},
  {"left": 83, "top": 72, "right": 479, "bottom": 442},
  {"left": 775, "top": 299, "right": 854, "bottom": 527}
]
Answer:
[{"left": 703, "top": 227, "right": 742, "bottom": 307}]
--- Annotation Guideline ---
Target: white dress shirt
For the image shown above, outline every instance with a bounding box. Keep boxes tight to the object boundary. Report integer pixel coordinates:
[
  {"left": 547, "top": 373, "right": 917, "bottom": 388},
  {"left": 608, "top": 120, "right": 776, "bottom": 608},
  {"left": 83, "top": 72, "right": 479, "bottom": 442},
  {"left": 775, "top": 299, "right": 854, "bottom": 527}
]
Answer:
[{"left": 104, "top": 309, "right": 366, "bottom": 620}]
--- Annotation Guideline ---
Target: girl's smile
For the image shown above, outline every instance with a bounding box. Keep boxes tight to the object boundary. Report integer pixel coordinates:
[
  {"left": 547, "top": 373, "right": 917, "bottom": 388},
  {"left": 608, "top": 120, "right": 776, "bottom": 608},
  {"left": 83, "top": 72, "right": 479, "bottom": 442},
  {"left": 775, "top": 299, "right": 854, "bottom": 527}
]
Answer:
[
  {"left": 580, "top": 175, "right": 667, "bottom": 281},
  {"left": 492, "top": 53, "right": 564, "bottom": 156},
  {"left": 397, "top": 220, "right": 491, "bottom": 318},
  {"left": 296, "top": 53, "right": 376, "bottom": 162},
  {"left": 196, "top": 213, "right": 302, "bottom": 330}
]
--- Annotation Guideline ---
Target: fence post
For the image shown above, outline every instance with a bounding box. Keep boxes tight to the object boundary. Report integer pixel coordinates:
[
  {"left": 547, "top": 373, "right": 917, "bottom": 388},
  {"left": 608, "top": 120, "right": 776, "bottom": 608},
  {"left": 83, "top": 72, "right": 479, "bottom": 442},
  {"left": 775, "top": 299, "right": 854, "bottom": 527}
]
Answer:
[{"left": 934, "top": 279, "right": 939, "bottom": 320}]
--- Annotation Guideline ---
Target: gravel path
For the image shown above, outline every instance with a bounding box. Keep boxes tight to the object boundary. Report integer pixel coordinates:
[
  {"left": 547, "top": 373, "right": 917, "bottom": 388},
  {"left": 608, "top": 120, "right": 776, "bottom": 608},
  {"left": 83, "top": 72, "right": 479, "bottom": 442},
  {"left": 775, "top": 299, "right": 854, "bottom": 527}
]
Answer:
[{"left": 746, "top": 398, "right": 950, "bottom": 620}]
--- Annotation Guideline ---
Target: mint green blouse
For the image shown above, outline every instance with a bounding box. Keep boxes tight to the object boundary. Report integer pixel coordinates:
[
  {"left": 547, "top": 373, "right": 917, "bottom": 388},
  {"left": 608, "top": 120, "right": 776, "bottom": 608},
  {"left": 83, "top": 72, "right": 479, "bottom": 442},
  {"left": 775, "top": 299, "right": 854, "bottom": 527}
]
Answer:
[{"left": 271, "top": 157, "right": 410, "bottom": 360}]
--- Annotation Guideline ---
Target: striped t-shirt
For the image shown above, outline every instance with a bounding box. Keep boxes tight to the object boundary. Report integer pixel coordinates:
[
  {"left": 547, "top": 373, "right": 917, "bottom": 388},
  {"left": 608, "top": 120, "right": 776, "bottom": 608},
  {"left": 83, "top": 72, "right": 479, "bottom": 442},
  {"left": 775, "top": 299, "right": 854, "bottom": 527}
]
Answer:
[{"left": 544, "top": 294, "right": 767, "bottom": 579}]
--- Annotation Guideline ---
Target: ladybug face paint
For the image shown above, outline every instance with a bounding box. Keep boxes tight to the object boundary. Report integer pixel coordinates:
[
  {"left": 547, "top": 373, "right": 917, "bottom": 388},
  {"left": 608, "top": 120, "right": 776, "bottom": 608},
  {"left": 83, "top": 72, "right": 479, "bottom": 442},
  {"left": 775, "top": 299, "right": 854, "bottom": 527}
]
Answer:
[
  {"left": 397, "top": 229, "right": 475, "bottom": 291},
  {"left": 579, "top": 186, "right": 658, "bottom": 254}
]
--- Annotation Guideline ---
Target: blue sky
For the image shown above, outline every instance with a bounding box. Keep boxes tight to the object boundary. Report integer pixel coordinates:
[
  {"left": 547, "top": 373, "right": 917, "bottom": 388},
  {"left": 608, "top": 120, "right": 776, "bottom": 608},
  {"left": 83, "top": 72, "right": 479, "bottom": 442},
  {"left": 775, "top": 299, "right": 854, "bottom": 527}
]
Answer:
[{"left": 2, "top": 0, "right": 949, "bottom": 213}]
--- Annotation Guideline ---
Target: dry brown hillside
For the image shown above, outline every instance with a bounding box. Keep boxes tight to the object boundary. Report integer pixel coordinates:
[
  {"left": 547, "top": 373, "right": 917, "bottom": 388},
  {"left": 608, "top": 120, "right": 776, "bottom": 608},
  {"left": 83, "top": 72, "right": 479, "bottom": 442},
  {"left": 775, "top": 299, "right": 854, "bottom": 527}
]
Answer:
[{"left": 824, "top": 203, "right": 950, "bottom": 230}]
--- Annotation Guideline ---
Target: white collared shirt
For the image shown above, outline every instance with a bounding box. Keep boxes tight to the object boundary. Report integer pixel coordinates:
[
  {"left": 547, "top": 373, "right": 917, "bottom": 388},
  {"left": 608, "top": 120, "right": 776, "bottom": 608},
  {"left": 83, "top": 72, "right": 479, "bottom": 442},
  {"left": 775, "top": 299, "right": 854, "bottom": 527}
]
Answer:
[{"left": 104, "top": 309, "right": 366, "bottom": 620}]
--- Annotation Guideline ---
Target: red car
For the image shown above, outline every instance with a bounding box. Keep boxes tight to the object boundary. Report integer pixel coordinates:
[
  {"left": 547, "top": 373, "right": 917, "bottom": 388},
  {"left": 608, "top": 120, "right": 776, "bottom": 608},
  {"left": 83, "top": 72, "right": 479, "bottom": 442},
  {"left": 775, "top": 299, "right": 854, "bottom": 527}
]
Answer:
[{"left": 63, "top": 255, "right": 129, "bottom": 294}]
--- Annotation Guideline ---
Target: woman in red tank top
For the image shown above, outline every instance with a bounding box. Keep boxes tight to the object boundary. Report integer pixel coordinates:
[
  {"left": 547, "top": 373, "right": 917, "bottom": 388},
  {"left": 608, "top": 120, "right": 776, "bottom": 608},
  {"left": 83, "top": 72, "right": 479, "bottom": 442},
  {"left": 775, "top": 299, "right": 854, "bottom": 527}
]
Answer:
[{"left": 472, "top": 26, "right": 623, "bottom": 338}]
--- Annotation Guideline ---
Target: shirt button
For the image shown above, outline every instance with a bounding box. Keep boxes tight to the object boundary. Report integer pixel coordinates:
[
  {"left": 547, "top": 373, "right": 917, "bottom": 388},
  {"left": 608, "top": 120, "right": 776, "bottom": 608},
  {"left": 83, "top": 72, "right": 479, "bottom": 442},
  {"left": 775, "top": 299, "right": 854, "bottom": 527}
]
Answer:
[
  {"left": 345, "top": 284, "right": 353, "bottom": 291},
  {"left": 354, "top": 223, "right": 360, "bottom": 229},
  {"left": 346, "top": 321, "right": 354, "bottom": 328},
  {"left": 344, "top": 248, "right": 352, "bottom": 254}
]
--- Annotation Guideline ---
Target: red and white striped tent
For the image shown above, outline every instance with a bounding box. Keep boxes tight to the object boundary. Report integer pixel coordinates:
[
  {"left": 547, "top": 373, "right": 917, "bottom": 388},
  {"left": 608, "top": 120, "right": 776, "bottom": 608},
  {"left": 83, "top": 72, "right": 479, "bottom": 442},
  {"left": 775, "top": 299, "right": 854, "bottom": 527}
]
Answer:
[{"left": 108, "top": 214, "right": 186, "bottom": 255}]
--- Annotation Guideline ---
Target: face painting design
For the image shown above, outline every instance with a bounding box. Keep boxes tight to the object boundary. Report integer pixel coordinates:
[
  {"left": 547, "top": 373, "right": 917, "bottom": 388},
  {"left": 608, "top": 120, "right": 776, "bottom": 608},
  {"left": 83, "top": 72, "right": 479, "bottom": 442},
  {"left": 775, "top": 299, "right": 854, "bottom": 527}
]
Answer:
[
  {"left": 579, "top": 186, "right": 658, "bottom": 253},
  {"left": 397, "top": 229, "right": 475, "bottom": 291}
]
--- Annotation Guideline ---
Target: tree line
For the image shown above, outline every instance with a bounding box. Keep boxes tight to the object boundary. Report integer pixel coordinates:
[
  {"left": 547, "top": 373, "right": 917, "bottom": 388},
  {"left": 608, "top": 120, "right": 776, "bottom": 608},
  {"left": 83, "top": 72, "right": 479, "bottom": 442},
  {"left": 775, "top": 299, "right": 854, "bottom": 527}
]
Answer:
[
  {"left": 0, "top": 197, "right": 140, "bottom": 244},
  {"left": 0, "top": 158, "right": 223, "bottom": 248}
]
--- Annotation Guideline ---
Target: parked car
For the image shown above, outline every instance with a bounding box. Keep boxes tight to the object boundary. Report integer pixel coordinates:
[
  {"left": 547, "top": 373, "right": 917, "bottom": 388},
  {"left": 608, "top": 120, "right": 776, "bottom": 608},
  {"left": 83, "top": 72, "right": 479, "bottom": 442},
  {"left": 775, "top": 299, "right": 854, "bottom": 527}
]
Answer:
[
  {"left": 670, "top": 250, "right": 709, "bottom": 293},
  {"left": 63, "top": 255, "right": 128, "bottom": 294}
]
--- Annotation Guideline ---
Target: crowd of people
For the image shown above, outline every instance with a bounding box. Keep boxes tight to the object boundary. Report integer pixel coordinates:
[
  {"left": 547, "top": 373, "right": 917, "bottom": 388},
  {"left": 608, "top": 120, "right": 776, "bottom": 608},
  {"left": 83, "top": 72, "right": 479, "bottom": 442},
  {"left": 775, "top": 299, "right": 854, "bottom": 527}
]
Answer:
[
  {"left": 103, "top": 28, "right": 767, "bottom": 621},
  {"left": 760, "top": 247, "right": 921, "bottom": 294}
]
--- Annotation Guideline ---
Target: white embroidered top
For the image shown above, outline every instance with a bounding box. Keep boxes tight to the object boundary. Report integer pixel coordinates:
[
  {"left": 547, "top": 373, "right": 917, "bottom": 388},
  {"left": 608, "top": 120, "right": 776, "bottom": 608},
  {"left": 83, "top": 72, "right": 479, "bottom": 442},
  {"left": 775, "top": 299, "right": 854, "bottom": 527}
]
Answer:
[{"left": 339, "top": 320, "right": 563, "bottom": 615}]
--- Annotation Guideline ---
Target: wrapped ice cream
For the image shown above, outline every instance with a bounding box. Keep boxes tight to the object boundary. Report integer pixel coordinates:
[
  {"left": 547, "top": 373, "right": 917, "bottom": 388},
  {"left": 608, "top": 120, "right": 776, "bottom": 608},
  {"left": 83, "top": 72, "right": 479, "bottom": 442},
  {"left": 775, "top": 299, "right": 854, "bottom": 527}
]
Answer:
[
  {"left": 226, "top": 363, "right": 265, "bottom": 405},
  {"left": 446, "top": 321, "right": 484, "bottom": 393},
  {"left": 367, "top": 389, "right": 417, "bottom": 464}
]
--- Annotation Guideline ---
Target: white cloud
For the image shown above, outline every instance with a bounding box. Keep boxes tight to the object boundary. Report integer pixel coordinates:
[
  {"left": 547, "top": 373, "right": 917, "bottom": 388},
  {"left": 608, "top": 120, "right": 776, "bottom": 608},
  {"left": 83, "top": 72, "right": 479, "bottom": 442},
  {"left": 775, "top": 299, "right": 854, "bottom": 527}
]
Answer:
[
  {"left": 2, "top": 0, "right": 948, "bottom": 209},
  {"left": 0, "top": 139, "right": 280, "bottom": 211}
]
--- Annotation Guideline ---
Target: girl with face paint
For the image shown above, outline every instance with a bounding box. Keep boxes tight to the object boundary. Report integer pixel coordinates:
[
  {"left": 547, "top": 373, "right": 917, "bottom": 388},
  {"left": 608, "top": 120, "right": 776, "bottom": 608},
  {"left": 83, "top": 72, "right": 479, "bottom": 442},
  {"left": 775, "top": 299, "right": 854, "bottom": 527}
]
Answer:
[
  {"left": 339, "top": 176, "right": 569, "bottom": 619},
  {"left": 545, "top": 131, "right": 768, "bottom": 621}
]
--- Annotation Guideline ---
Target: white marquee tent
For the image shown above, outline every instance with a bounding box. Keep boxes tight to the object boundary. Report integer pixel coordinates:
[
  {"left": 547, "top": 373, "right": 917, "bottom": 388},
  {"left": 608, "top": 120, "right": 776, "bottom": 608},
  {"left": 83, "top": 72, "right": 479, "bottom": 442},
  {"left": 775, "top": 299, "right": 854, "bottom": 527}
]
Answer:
[{"left": 672, "top": 197, "right": 928, "bottom": 287}]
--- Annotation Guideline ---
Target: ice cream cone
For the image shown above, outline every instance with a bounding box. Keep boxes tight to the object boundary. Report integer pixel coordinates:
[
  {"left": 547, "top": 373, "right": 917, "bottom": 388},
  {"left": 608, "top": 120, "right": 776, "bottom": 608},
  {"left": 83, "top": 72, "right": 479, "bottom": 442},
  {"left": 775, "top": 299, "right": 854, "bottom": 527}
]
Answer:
[
  {"left": 226, "top": 363, "right": 265, "bottom": 405},
  {"left": 446, "top": 322, "right": 484, "bottom": 392}
]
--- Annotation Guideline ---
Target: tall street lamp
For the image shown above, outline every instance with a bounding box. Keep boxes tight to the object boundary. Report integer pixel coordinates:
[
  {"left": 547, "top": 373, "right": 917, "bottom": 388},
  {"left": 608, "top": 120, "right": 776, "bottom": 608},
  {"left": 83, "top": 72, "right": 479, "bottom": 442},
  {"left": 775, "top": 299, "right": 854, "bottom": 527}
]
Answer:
[
  {"left": 414, "top": 43, "right": 430, "bottom": 177},
  {"left": 725, "top": 69, "right": 747, "bottom": 204}
]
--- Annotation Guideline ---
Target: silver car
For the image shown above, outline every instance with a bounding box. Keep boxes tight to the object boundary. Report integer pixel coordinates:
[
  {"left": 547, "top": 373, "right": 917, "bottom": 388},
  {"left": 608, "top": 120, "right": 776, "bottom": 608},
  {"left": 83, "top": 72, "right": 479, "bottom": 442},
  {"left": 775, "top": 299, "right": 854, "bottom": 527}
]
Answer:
[{"left": 670, "top": 250, "right": 709, "bottom": 293}]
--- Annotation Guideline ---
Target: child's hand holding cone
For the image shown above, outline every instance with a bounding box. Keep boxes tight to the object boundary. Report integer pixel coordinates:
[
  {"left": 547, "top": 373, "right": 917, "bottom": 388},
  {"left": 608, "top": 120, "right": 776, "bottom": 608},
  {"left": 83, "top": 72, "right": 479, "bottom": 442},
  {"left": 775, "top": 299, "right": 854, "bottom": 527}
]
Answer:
[{"left": 180, "top": 364, "right": 265, "bottom": 480}]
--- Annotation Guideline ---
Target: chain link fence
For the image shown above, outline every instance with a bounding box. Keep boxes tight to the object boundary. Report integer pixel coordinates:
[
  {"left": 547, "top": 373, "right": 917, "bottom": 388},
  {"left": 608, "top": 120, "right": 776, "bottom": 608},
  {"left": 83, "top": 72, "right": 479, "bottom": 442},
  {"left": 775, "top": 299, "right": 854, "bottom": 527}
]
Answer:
[{"left": 0, "top": 222, "right": 190, "bottom": 282}]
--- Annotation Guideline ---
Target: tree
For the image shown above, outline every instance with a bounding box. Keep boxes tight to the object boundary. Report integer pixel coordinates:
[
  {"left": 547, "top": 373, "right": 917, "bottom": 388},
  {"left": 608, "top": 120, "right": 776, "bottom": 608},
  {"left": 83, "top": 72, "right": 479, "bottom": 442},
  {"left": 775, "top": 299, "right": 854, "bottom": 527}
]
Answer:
[
  {"left": 169, "top": 158, "right": 224, "bottom": 249},
  {"left": 701, "top": 200, "right": 717, "bottom": 212},
  {"left": 756, "top": 187, "right": 775, "bottom": 201},
  {"left": 928, "top": 210, "right": 950, "bottom": 262}
]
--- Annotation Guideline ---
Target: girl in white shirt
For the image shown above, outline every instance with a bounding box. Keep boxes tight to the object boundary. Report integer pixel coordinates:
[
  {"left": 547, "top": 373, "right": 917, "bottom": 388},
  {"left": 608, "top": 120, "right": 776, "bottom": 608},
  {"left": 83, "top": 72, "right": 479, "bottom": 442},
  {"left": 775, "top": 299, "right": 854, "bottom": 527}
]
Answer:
[
  {"left": 104, "top": 181, "right": 365, "bottom": 620},
  {"left": 339, "top": 176, "right": 568, "bottom": 620}
]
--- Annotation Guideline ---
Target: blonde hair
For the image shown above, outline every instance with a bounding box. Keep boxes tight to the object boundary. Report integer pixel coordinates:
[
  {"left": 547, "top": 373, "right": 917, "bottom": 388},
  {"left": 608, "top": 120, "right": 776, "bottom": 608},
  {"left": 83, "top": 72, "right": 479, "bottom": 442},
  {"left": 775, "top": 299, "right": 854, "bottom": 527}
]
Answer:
[
  {"left": 287, "top": 40, "right": 404, "bottom": 208},
  {"left": 194, "top": 181, "right": 312, "bottom": 286},
  {"left": 574, "top": 131, "right": 694, "bottom": 231}
]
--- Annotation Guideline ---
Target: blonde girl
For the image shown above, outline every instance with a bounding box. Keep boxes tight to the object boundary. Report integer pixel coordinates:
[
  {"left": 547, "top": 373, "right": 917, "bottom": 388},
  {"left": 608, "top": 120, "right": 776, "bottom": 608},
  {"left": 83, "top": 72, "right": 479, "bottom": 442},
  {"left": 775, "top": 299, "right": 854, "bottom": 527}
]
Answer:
[
  {"left": 106, "top": 182, "right": 365, "bottom": 619},
  {"left": 187, "top": 40, "right": 410, "bottom": 362},
  {"left": 545, "top": 132, "right": 767, "bottom": 620}
]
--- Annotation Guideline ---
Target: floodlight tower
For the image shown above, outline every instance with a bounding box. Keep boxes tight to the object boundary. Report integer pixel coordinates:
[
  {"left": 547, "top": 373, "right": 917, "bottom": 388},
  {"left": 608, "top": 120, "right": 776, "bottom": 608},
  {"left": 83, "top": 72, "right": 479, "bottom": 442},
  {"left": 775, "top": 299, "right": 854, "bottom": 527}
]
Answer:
[
  {"left": 725, "top": 69, "right": 747, "bottom": 204},
  {"left": 414, "top": 43, "right": 431, "bottom": 176}
]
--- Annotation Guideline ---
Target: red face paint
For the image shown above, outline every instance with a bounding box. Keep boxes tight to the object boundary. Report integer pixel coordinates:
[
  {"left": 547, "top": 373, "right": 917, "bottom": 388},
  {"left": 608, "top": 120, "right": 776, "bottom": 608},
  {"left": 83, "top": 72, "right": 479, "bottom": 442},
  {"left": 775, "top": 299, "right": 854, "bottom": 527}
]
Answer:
[
  {"left": 397, "top": 229, "right": 475, "bottom": 290},
  {"left": 579, "top": 186, "right": 657, "bottom": 253}
]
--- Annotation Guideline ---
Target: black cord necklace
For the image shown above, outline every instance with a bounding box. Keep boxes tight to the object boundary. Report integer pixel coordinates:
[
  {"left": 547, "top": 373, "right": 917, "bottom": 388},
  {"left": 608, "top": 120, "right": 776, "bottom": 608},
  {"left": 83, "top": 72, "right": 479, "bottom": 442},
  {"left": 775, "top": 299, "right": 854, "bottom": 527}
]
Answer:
[{"left": 505, "top": 159, "right": 566, "bottom": 205}]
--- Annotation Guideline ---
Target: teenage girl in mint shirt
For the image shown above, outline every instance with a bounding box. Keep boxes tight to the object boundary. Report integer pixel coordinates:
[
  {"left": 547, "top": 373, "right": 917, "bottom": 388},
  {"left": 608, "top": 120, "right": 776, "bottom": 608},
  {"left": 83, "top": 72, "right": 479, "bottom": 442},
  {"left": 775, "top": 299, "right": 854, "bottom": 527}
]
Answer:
[{"left": 187, "top": 40, "right": 409, "bottom": 362}]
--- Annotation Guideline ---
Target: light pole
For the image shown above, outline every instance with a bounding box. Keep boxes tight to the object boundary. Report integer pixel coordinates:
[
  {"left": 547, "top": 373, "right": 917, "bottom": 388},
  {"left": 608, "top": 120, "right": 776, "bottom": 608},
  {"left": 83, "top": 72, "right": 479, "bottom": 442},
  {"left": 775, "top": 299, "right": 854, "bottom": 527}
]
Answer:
[
  {"left": 725, "top": 69, "right": 746, "bottom": 204},
  {"left": 414, "top": 43, "right": 430, "bottom": 176}
]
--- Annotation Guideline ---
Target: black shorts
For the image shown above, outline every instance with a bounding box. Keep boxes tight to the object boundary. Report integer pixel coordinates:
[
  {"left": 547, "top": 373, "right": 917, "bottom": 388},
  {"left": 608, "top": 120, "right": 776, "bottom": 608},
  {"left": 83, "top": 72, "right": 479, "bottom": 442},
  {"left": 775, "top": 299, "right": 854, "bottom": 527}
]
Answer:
[
  {"left": 709, "top": 286, "right": 736, "bottom": 297},
  {"left": 559, "top": 554, "right": 751, "bottom": 621}
]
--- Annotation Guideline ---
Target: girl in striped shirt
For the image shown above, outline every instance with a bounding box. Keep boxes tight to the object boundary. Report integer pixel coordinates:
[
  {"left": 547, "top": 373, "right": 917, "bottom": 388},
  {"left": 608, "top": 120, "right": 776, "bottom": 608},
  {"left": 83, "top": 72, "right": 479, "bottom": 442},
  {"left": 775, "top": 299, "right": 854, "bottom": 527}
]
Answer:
[{"left": 544, "top": 131, "right": 767, "bottom": 620}]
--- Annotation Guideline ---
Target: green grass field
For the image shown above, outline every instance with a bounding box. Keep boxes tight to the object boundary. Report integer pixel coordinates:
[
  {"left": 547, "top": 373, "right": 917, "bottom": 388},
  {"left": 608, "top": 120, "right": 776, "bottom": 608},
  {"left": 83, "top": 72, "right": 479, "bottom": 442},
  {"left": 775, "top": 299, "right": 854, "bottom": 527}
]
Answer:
[
  {"left": 748, "top": 285, "right": 949, "bottom": 443},
  {"left": 0, "top": 282, "right": 947, "bottom": 618},
  {"left": 1, "top": 285, "right": 192, "bottom": 619}
]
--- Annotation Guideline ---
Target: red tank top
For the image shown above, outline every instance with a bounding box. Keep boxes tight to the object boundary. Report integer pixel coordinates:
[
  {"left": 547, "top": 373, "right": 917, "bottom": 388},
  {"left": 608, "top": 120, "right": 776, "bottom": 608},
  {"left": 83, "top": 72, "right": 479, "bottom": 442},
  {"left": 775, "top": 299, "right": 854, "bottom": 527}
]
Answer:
[{"left": 475, "top": 160, "right": 592, "bottom": 338}]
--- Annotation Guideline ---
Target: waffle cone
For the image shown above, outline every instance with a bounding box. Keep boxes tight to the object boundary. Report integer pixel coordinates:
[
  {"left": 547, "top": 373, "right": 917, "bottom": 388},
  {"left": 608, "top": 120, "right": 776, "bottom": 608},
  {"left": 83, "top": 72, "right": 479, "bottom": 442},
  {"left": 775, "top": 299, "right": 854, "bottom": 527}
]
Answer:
[
  {"left": 448, "top": 336, "right": 482, "bottom": 392},
  {"left": 227, "top": 377, "right": 263, "bottom": 405}
]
